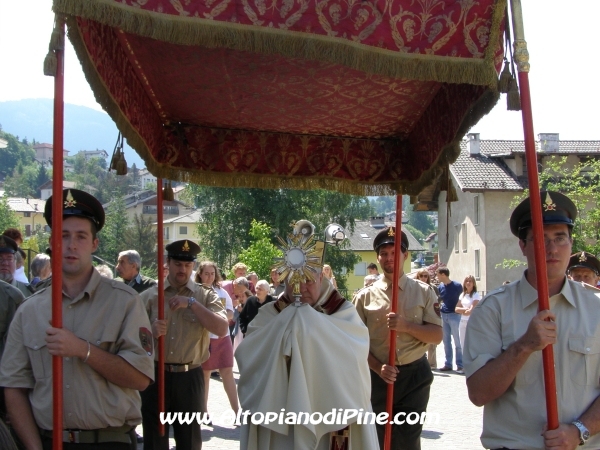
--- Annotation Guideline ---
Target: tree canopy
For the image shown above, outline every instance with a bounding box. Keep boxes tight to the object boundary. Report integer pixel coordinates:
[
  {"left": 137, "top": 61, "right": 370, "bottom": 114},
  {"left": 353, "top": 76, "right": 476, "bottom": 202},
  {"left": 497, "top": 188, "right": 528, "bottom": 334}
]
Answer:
[
  {"left": 536, "top": 156, "right": 600, "bottom": 256},
  {"left": 183, "top": 186, "right": 371, "bottom": 288}
]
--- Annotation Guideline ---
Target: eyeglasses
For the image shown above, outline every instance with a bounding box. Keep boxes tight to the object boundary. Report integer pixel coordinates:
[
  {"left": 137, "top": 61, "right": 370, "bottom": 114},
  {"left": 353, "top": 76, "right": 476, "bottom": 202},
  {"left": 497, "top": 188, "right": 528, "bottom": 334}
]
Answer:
[
  {"left": 418, "top": 275, "right": 429, "bottom": 280},
  {"left": 0, "top": 256, "right": 15, "bottom": 264},
  {"left": 525, "top": 236, "right": 572, "bottom": 247}
]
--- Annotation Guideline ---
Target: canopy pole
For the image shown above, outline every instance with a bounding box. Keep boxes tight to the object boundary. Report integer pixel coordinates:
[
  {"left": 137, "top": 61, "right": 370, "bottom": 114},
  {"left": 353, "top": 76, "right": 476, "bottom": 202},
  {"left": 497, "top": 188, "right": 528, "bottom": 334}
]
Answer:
[
  {"left": 51, "top": 16, "right": 65, "bottom": 450},
  {"left": 157, "top": 179, "right": 166, "bottom": 436},
  {"left": 384, "top": 194, "right": 403, "bottom": 450},
  {"left": 511, "top": 0, "right": 559, "bottom": 430}
]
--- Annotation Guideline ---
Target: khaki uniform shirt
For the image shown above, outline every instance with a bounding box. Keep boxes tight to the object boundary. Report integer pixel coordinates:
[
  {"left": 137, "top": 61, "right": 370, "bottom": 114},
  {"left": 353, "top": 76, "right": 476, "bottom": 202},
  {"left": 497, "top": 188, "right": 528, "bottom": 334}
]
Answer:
[
  {"left": 353, "top": 274, "right": 441, "bottom": 366},
  {"left": 0, "top": 269, "right": 155, "bottom": 431},
  {"left": 141, "top": 278, "right": 226, "bottom": 365},
  {"left": 11, "top": 279, "right": 32, "bottom": 298},
  {"left": 0, "top": 280, "right": 25, "bottom": 360},
  {"left": 464, "top": 273, "right": 600, "bottom": 449}
]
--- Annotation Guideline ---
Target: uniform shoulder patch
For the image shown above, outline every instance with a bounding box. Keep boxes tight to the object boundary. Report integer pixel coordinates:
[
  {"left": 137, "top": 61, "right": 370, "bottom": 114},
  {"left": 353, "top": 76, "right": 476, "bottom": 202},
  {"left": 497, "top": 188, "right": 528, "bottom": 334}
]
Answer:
[{"left": 139, "top": 327, "right": 153, "bottom": 356}]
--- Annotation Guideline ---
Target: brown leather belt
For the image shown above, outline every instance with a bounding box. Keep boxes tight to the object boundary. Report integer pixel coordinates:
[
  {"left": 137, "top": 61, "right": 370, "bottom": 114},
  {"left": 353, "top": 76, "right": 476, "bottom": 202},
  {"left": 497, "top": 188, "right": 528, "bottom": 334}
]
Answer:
[
  {"left": 40, "top": 425, "right": 132, "bottom": 444},
  {"left": 164, "top": 362, "right": 193, "bottom": 373}
]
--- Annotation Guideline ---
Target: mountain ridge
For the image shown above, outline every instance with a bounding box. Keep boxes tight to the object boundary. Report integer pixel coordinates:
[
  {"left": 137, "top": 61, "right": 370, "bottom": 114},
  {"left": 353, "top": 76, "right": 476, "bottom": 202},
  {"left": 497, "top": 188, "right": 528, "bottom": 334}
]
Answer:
[{"left": 0, "top": 99, "right": 145, "bottom": 167}]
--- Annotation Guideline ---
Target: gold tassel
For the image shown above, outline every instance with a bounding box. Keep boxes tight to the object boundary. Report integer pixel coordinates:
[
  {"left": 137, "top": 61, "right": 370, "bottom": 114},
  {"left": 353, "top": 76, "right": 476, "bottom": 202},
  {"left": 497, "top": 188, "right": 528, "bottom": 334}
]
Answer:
[
  {"left": 116, "top": 150, "right": 128, "bottom": 175},
  {"left": 43, "top": 50, "right": 57, "bottom": 77},
  {"left": 163, "top": 180, "right": 174, "bottom": 201},
  {"left": 447, "top": 180, "right": 458, "bottom": 202},
  {"left": 497, "top": 60, "right": 511, "bottom": 93},
  {"left": 110, "top": 151, "right": 119, "bottom": 171},
  {"left": 50, "top": 26, "right": 65, "bottom": 51},
  {"left": 507, "top": 78, "right": 521, "bottom": 111}
]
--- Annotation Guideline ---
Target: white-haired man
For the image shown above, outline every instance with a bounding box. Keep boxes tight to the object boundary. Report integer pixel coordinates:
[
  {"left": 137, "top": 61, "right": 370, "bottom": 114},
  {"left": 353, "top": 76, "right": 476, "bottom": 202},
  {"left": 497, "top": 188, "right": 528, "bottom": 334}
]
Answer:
[{"left": 116, "top": 250, "right": 157, "bottom": 294}]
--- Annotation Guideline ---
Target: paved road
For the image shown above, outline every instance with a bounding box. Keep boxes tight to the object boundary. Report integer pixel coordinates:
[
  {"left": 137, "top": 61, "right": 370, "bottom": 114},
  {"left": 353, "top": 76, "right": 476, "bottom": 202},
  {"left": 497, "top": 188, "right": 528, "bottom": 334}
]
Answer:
[{"left": 137, "top": 345, "right": 484, "bottom": 449}]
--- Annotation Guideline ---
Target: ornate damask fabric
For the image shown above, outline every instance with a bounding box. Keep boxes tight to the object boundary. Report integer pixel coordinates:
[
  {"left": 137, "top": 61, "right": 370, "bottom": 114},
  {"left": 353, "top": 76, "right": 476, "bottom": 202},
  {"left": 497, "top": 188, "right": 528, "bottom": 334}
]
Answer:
[{"left": 55, "top": 0, "right": 505, "bottom": 194}]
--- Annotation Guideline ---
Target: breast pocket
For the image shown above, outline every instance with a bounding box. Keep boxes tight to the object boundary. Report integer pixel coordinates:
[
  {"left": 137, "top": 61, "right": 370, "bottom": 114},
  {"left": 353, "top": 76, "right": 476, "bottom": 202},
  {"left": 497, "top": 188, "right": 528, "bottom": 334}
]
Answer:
[
  {"left": 90, "top": 321, "right": 122, "bottom": 353},
  {"left": 569, "top": 337, "right": 600, "bottom": 387},
  {"left": 183, "top": 310, "right": 198, "bottom": 323},
  {"left": 23, "top": 339, "right": 51, "bottom": 380},
  {"left": 363, "top": 306, "right": 388, "bottom": 342}
]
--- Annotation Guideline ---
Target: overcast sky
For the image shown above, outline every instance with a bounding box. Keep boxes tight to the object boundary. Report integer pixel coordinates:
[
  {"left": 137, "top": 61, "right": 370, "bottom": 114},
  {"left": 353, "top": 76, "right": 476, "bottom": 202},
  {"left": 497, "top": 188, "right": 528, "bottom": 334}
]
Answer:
[{"left": 1, "top": 0, "right": 599, "bottom": 141}]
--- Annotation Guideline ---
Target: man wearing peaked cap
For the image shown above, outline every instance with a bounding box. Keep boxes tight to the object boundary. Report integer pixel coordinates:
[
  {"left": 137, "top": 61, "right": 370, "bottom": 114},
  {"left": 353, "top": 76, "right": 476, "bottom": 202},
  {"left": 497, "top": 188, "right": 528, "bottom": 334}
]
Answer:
[
  {"left": 0, "top": 235, "right": 31, "bottom": 298},
  {"left": 353, "top": 226, "right": 442, "bottom": 450},
  {"left": 0, "top": 189, "right": 155, "bottom": 449},
  {"left": 140, "top": 239, "right": 228, "bottom": 450},
  {"left": 464, "top": 191, "right": 600, "bottom": 449},
  {"left": 44, "top": 188, "right": 106, "bottom": 232},
  {"left": 568, "top": 251, "right": 600, "bottom": 288}
]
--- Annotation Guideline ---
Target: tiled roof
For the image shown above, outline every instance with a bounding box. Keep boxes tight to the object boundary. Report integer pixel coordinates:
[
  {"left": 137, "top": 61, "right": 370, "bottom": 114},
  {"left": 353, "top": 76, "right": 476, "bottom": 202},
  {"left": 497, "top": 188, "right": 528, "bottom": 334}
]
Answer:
[
  {"left": 7, "top": 198, "right": 45, "bottom": 213},
  {"left": 451, "top": 147, "right": 523, "bottom": 191},
  {"left": 464, "top": 140, "right": 600, "bottom": 155},
  {"left": 345, "top": 220, "right": 424, "bottom": 252},
  {"left": 452, "top": 138, "right": 600, "bottom": 192},
  {"left": 160, "top": 210, "right": 202, "bottom": 224}
]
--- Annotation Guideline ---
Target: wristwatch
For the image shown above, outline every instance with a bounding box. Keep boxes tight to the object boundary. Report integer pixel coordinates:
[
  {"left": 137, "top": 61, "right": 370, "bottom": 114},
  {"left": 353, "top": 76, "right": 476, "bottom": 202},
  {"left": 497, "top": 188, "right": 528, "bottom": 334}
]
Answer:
[
  {"left": 187, "top": 297, "right": 197, "bottom": 309},
  {"left": 572, "top": 419, "right": 590, "bottom": 446}
]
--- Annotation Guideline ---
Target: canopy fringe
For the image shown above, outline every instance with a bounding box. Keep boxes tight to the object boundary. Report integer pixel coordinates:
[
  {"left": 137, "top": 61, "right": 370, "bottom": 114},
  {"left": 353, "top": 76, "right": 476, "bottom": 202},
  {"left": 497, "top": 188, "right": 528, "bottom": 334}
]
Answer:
[
  {"left": 65, "top": 11, "right": 500, "bottom": 197},
  {"left": 54, "top": 0, "right": 505, "bottom": 88}
]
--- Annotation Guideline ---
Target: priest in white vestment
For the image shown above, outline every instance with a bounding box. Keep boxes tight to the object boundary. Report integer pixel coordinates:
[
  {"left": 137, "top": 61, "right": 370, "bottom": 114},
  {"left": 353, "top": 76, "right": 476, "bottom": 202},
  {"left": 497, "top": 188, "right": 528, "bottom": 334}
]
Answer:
[{"left": 236, "top": 274, "right": 380, "bottom": 450}]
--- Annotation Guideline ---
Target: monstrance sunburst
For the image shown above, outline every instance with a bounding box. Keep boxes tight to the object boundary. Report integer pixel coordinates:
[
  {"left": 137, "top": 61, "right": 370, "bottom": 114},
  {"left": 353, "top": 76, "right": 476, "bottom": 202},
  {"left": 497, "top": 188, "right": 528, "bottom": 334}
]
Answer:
[{"left": 272, "top": 220, "right": 325, "bottom": 304}]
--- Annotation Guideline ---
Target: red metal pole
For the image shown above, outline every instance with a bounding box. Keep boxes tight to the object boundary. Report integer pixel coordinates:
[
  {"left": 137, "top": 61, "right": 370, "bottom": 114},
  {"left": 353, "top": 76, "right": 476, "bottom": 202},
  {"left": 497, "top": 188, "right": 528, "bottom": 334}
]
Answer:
[
  {"left": 157, "top": 179, "right": 165, "bottom": 436},
  {"left": 511, "top": 0, "right": 558, "bottom": 430},
  {"left": 51, "top": 17, "right": 65, "bottom": 450},
  {"left": 384, "top": 194, "right": 403, "bottom": 450}
]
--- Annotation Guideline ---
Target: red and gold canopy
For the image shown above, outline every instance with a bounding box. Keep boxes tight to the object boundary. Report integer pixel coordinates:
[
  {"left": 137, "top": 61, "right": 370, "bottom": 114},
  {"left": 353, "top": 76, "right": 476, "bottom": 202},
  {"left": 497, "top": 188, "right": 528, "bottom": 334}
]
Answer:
[{"left": 54, "top": 0, "right": 506, "bottom": 194}]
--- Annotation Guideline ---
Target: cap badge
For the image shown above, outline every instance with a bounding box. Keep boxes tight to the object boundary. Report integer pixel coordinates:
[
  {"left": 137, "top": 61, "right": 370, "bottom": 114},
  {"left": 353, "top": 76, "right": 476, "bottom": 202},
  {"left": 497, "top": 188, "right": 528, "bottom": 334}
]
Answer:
[
  {"left": 579, "top": 252, "right": 587, "bottom": 262},
  {"left": 182, "top": 240, "right": 190, "bottom": 252},
  {"left": 543, "top": 192, "right": 556, "bottom": 212},
  {"left": 387, "top": 227, "right": 395, "bottom": 237},
  {"left": 64, "top": 190, "right": 77, "bottom": 208}
]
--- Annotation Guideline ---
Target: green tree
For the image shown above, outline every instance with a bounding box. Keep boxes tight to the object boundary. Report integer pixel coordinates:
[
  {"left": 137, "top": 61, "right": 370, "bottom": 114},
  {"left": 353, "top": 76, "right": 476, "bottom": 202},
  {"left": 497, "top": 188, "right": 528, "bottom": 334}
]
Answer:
[
  {"left": 238, "top": 220, "right": 283, "bottom": 279},
  {"left": 0, "top": 196, "right": 20, "bottom": 232},
  {"left": 35, "top": 164, "right": 51, "bottom": 197},
  {"left": 183, "top": 186, "right": 368, "bottom": 280},
  {"left": 4, "top": 164, "right": 39, "bottom": 197},
  {"left": 124, "top": 213, "right": 158, "bottom": 275},
  {"left": 0, "top": 131, "right": 36, "bottom": 178},
  {"left": 534, "top": 156, "right": 600, "bottom": 256},
  {"left": 97, "top": 194, "right": 129, "bottom": 265}
]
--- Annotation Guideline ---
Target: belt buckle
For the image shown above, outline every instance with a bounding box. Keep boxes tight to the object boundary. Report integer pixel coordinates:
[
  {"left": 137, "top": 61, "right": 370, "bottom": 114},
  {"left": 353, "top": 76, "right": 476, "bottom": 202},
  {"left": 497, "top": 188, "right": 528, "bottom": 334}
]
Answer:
[{"left": 63, "top": 430, "right": 80, "bottom": 443}]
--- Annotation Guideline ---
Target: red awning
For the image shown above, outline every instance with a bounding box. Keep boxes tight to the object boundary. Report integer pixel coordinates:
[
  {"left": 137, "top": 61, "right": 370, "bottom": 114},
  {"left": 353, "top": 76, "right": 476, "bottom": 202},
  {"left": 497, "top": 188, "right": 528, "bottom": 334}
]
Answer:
[{"left": 53, "top": 0, "right": 505, "bottom": 194}]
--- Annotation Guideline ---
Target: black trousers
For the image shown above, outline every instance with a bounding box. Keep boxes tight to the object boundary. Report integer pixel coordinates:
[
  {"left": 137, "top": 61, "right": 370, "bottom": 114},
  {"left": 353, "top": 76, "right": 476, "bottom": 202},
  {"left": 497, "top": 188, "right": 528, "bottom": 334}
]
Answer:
[
  {"left": 370, "top": 355, "right": 433, "bottom": 450},
  {"left": 141, "top": 366, "right": 205, "bottom": 450},
  {"left": 41, "top": 435, "right": 133, "bottom": 450}
]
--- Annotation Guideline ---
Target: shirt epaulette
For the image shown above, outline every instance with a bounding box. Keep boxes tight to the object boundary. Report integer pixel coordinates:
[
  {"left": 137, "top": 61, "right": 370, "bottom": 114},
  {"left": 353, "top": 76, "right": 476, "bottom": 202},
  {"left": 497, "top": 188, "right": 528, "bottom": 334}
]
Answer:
[
  {"left": 478, "top": 285, "right": 506, "bottom": 305},
  {"left": 352, "top": 285, "right": 372, "bottom": 300},
  {"left": 106, "top": 278, "right": 138, "bottom": 295}
]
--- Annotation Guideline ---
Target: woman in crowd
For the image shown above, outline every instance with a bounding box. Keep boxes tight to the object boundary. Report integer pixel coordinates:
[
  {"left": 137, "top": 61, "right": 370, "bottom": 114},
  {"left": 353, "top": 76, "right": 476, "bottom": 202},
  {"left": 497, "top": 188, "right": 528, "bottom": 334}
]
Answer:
[
  {"left": 195, "top": 261, "right": 239, "bottom": 416},
  {"left": 239, "top": 280, "right": 274, "bottom": 336},
  {"left": 455, "top": 274, "right": 481, "bottom": 352},
  {"left": 322, "top": 264, "right": 338, "bottom": 289},
  {"left": 415, "top": 268, "right": 440, "bottom": 369}
]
